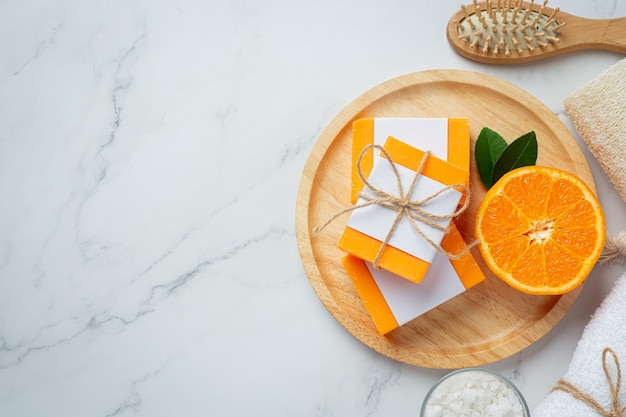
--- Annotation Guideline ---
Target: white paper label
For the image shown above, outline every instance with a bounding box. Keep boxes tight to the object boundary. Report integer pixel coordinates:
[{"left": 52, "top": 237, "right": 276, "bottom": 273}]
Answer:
[
  {"left": 367, "top": 253, "right": 466, "bottom": 326},
  {"left": 347, "top": 154, "right": 462, "bottom": 263},
  {"left": 373, "top": 118, "right": 448, "bottom": 161}
]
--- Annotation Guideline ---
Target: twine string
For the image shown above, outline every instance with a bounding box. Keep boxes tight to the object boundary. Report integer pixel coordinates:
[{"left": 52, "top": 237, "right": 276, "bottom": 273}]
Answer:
[
  {"left": 599, "top": 231, "right": 626, "bottom": 265},
  {"left": 312, "top": 144, "right": 477, "bottom": 268},
  {"left": 552, "top": 347, "right": 626, "bottom": 417}
]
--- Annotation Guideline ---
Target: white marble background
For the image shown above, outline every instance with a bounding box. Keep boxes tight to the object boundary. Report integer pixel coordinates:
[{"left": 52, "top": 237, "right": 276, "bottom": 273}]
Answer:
[{"left": 0, "top": 0, "right": 625, "bottom": 416}]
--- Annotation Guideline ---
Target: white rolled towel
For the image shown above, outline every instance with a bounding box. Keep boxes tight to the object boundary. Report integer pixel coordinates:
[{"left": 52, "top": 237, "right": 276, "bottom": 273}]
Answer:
[{"left": 533, "top": 272, "right": 626, "bottom": 417}]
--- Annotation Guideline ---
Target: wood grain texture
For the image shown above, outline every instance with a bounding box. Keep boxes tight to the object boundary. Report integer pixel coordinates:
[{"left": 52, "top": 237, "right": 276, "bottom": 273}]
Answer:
[
  {"left": 295, "top": 70, "right": 596, "bottom": 369},
  {"left": 447, "top": 2, "right": 626, "bottom": 64}
]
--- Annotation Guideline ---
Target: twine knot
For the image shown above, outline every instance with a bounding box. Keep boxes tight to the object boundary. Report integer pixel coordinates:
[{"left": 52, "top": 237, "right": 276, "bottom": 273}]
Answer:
[
  {"left": 312, "top": 144, "right": 477, "bottom": 268},
  {"left": 552, "top": 347, "right": 626, "bottom": 417},
  {"left": 599, "top": 232, "right": 626, "bottom": 265}
]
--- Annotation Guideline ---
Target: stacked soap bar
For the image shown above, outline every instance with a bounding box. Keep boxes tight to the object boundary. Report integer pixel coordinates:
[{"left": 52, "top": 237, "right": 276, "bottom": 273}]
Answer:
[
  {"left": 340, "top": 117, "right": 485, "bottom": 334},
  {"left": 349, "top": 118, "right": 470, "bottom": 204},
  {"left": 342, "top": 223, "right": 484, "bottom": 334},
  {"left": 339, "top": 137, "right": 467, "bottom": 284}
]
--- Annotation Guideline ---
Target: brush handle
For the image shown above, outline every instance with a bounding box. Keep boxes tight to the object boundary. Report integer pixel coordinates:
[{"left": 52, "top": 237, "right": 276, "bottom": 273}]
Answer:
[
  {"left": 561, "top": 13, "right": 626, "bottom": 54},
  {"left": 447, "top": 4, "right": 626, "bottom": 64}
]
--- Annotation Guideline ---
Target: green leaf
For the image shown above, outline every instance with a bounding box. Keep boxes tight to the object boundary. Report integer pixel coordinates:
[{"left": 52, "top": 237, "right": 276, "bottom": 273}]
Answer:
[
  {"left": 491, "top": 131, "right": 538, "bottom": 185},
  {"left": 475, "top": 127, "right": 508, "bottom": 189}
]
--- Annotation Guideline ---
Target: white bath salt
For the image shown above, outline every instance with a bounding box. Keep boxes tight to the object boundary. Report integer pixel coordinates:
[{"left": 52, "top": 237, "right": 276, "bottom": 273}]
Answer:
[{"left": 423, "top": 370, "right": 527, "bottom": 417}]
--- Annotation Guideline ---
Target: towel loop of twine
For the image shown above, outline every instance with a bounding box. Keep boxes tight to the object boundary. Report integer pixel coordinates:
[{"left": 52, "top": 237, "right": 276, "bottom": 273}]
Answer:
[
  {"left": 312, "top": 144, "right": 477, "bottom": 268},
  {"left": 599, "top": 232, "right": 626, "bottom": 265},
  {"left": 552, "top": 347, "right": 626, "bottom": 417}
]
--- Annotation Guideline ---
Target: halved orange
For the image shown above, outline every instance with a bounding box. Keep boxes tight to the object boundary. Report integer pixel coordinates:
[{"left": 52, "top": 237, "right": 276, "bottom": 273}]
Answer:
[{"left": 475, "top": 166, "right": 606, "bottom": 295}]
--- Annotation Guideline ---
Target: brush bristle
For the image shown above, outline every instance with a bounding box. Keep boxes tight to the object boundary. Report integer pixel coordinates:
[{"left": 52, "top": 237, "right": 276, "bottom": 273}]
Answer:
[{"left": 456, "top": 0, "right": 565, "bottom": 54}]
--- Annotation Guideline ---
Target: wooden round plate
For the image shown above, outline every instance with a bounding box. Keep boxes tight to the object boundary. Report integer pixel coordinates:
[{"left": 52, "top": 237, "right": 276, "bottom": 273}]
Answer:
[{"left": 295, "top": 69, "right": 595, "bottom": 368}]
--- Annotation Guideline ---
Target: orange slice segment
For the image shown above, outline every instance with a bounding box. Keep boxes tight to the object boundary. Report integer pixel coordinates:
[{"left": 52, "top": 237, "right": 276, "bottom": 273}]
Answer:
[{"left": 475, "top": 166, "right": 605, "bottom": 295}]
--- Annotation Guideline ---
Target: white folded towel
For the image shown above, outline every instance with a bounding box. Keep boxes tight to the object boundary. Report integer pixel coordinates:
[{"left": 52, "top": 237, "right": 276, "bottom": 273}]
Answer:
[{"left": 533, "top": 272, "right": 626, "bottom": 417}]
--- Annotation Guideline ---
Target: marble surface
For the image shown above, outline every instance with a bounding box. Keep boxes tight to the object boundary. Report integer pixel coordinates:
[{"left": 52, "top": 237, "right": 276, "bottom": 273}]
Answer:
[{"left": 1, "top": 0, "right": 625, "bottom": 415}]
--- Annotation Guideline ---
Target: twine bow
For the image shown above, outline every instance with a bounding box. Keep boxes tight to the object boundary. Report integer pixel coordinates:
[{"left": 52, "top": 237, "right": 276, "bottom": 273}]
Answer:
[
  {"left": 599, "top": 232, "right": 626, "bottom": 265},
  {"left": 312, "top": 144, "right": 477, "bottom": 268},
  {"left": 552, "top": 347, "right": 626, "bottom": 417}
]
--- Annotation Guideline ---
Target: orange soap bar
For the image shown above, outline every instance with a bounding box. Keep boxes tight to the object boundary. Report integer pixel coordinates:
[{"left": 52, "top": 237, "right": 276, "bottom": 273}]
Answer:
[
  {"left": 351, "top": 118, "right": 470, "bottom": 204},
  {"left": 339, "top": 137, "right": 468, "bottom": 284},
  {"left": 342, "top": 224, "right": 485, "bottom": 334}
]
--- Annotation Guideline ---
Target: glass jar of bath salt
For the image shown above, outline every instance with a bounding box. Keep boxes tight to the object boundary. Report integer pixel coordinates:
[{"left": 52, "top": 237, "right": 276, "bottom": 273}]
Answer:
[{"left": 420, "top": 369, "right": 529, "bottom": 417}]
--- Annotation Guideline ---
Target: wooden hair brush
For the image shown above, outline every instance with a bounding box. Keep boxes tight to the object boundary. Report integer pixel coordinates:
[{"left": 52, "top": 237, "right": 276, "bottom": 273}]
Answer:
[{"left": 447, "top": 0, "right": 626, "bottom": 64}]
